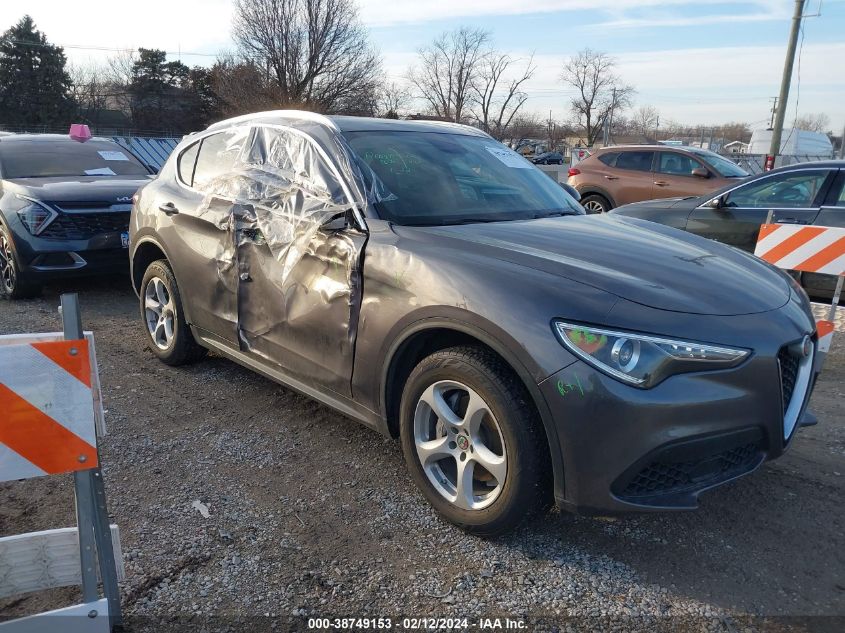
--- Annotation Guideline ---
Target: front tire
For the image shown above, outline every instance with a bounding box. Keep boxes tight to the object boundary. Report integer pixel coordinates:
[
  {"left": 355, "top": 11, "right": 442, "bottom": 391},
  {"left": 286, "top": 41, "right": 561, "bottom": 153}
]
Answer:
[
  {"left": 140, "top": 259, "right": 206, "bottom": 366},
  {"left": 0, "top": 225, "right": 41, "bottom": 300},
  {"left": 399, "top": 346, "right": 548, "bottom": 536}
]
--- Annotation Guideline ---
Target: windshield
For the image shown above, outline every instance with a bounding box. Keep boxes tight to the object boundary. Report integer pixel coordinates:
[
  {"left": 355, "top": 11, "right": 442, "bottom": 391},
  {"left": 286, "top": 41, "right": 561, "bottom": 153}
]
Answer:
[
  {"left": 343, "top": 130, "right": 583, "bottom": 225},
  {"left": 688, "top": 148, "right": 749, "bottom": 178},
  {"left": 0, "top": 140, "right": 150, "bottom": 179}
]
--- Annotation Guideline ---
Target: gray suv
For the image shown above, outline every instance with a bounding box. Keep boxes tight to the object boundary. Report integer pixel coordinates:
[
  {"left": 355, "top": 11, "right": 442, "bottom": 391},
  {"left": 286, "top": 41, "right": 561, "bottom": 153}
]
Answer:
[{"left": 130, "top": 111, "right": 818, "bottom": 535}]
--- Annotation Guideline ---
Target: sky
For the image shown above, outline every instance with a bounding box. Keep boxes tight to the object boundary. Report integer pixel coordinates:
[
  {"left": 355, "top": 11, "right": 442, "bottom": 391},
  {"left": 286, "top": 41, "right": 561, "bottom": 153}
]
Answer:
[{"left": 2, "top": 0, "right": 844, "bottom": 130}]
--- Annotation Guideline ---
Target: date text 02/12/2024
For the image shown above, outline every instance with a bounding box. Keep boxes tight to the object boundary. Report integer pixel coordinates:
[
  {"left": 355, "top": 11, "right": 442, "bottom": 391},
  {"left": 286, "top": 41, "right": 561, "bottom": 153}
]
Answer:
[{"left": 306, "top": 617, "right": 527, "bottom": 629}]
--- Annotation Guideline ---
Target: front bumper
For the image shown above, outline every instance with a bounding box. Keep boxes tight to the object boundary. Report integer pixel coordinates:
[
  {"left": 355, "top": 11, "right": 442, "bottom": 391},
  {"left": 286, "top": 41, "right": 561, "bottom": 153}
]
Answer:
[{"left": 540, "top": 301, "right": 817, "bottom": 515}]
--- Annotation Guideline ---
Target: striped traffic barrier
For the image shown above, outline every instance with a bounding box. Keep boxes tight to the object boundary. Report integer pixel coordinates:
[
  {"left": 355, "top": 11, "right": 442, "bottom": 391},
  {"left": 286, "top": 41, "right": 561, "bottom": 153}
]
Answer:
[
  {"left": 0, "top": 294, "right": 122, "bottom": 632},
  {"left": 755, "top": 220, "right": 845, "bottom": 369}
]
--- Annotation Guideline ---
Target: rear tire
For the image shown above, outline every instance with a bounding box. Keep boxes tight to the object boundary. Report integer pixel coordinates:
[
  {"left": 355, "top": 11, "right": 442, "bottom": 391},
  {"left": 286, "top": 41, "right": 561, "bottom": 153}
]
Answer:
[
  {"left": 0, "top": 225, "right": 41, "bottom": 300},
  {"left": 140, "top": 259, "right": 206, "bottom": 366},
  {"left": 581, "top": 194, "right": 611, "bottom": 214},
  {"left": 399, "top": 346, "right": 549, "bottom": 536}
]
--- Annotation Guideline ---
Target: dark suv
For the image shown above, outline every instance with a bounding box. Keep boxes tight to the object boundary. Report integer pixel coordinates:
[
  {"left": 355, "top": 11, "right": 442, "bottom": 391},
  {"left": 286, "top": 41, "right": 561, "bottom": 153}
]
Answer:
[
  {"left": 130, "top": 112, "right": 818, "bottom": 535},
  {"left": 0, "top": 134, "right": 151, "bottom": 298}
]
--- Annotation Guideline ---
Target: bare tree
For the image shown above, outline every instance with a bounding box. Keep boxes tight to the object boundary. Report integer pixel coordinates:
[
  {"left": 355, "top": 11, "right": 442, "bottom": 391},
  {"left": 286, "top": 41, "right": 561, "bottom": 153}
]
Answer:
[
  {"left": 232, "top": 0, "right": 382, "bottom": 114},
  {"left": 473, "top": 53, "right": 535, "bottom": 140},
  {"left": 794, "top": 112, "right": 831, "bottom": 134},
  {"left": 632, "top": 105, "right": 659, "bottom": 138},
  {"left": 561, "top": 49, "right": 634, "bottom": 146},
  {"left": 408, "top": 27, "right": 489, "bottom": 123},
  {"left": 379, "top": 81, "right": 411, "bottom": 119}
]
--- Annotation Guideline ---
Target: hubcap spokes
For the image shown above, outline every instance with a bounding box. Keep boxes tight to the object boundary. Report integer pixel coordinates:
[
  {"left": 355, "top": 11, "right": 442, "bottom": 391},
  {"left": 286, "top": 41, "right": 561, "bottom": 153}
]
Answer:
[
  {"left": 584, "top": 201, "right": 603, "bottom": 213},
  {"left": 414, "top": 380, "right": 507, "bottom": 511},
  {"left": 144, "top": 277, "right": 175, "bottom": 350},
  {"left": 0, "top": 236, "right": 15, "bottom": 292}
]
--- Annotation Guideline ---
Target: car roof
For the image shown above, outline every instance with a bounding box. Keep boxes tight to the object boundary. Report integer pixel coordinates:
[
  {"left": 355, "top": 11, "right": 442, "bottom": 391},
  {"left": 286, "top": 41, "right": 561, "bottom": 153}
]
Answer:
[
  {"left": 596, "top": 145, "right": 715, "bottom": 153},
  {"left": 205, "top": 110, "right": 489, "bottom": 138},
  {"left": 0, "top": 134, "right": 118, "bottom": 146},
  {"left": 773, "top": 160, "right": 845, "bottom": 171}
]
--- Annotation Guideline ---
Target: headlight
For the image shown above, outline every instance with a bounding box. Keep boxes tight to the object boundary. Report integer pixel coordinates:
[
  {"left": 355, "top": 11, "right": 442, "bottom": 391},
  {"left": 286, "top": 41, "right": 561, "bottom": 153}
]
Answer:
[
  {"left": 15, "top": 195, "right": 57, "bottom": 236},
  {"left": 553, "top": 320, "right": 750, "bottom": 388}
]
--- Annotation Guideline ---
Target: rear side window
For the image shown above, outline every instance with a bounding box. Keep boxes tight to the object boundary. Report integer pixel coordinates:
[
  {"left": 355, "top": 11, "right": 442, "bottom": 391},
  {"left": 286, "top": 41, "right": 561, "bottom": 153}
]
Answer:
[
  {"left": 177, "top": 141, "right": 200, "bottom": 186},
  {"left": 597, "top": 152, "right": 618, "bottom": 167},
  {"left": 193, "top": 131, "right": 244, "bottom": 191},
  {"left": 614, "top": 151, "right": 654, "bottom": 172},
  {"left": 657, "top": 152, "right": 703, "bottom": 176}
]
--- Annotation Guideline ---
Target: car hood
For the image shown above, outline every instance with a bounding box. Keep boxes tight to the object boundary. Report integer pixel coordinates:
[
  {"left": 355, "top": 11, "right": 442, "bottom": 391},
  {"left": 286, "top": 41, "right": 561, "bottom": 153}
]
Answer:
[
  {"left": 4, "top": 176, "right": 150, "bottom": 205},
  {"left": 414, "top": 214, "right": 790, "bottom": 316}
]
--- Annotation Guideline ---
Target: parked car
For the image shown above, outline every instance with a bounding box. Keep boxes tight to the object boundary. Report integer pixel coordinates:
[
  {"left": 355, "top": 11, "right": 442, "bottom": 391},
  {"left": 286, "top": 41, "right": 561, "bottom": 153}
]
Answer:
[
  {"left": 532, "top": 151, "right": 564, "bottom": 165},
  {"left": 567, "top": 145, "right": 749, "bottom": 213},
  {"left": 130, "top": 112, "right": 818, "bottom": 535},
  {"left": 610, "top": 161, "right": 845, "bottom": 300},
  {"left": 0, "top": 134, "right": 152, "bottom": 298}
]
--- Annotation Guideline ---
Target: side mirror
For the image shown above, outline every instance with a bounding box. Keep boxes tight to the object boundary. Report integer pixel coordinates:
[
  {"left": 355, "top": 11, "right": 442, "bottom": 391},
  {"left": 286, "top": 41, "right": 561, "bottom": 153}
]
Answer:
[
  {"left": 691, "top": 167, "right": 710, "bottom": 179},
  {"left": 559, "top": 182, "right": 581, "bottom": 202},
  {"left": 321, "top": 212, "right": 350, "bottom": 231},
  {"left": 705, "top": 195, "right": 727, "bottom": 209}
]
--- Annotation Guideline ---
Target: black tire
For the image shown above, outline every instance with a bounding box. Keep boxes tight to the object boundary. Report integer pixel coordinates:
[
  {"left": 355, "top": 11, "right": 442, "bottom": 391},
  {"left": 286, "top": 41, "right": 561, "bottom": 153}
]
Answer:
[
  {"left": 140, "top": 259, "right": 206, "bottom": 366},
  {"left": 399, "top": 346, "right": 549, "bottom": 536},
  {"left": 581, "top": 194, "right": 611, "bottom": 214},
  {"left": 0, "top": 224, "right": 41, "bottom": 300}
]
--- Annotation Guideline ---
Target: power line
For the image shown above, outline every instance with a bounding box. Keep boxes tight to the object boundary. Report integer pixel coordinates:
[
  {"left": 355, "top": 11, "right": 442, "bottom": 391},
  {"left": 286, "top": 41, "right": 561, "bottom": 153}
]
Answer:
[{"left": 2, "top": 37, "right": 220, "bottom": 58}]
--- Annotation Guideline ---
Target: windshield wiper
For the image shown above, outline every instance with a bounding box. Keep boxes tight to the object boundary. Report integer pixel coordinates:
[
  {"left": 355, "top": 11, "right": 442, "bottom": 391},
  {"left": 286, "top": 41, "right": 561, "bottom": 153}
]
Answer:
[{"left": 437, "top": 217, "right": 505, "bottom": 225}]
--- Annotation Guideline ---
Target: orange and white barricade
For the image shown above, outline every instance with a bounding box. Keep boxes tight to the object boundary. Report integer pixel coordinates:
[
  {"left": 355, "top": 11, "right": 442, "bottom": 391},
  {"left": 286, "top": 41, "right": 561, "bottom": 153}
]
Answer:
[
  {"left": 755, "top": 222, "right": 845, "bottom": 367},
  {"left": 0, "top": 295, "right": 122, "bottom": 632}
]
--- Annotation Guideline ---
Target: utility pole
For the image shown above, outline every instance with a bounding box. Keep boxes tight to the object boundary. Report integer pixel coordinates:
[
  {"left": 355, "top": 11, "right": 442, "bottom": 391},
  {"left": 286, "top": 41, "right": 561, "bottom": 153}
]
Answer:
[
  {"left": 654, "top": 115, "right": 660, "bottom": 141},
  {"left": 768, "top": 0, "right": 807, "bottom": 167},
  {"left": 768, "top": 97, "right": 779, "bottom": 130},
  {"left": 607, "top": 87, "right": 618, "bottom": 145},
  {"left": 840, "top": 122, "right": 845, "bottom": 159}
]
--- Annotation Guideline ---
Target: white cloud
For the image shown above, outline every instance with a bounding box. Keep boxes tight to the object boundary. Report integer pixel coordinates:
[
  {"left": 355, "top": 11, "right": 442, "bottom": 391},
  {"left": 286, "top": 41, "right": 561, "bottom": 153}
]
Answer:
[
  {"left": 499, "top": 43, "right": 845, "bottom": 124},
  {"left": 356, "top": 0, "right": 700, "bottom": 27}
]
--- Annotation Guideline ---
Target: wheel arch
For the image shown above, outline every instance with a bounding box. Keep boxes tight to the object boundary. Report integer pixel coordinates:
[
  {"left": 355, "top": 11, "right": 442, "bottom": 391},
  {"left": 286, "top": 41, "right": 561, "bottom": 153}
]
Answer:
[
  {"left": 579, "top": 187, "right": 616, "bottom": 208},
  {"left": 131, "top": 236, "right": 198, "bottom": 325},
  {"left": 380, "top": 318, "right": 566, "bottom": 500}
]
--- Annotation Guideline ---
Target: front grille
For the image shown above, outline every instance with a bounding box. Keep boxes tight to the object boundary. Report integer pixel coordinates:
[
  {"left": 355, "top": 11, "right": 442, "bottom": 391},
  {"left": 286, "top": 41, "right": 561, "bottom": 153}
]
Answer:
[
  {"left": 778, "top": 346, "right": 800, "bottom": 413},
  {"left": 40, "top": 212, "right": 130, "bottom": 241},
  {"left": 619, "top": 442, "right": 760, "bottom": 500}
]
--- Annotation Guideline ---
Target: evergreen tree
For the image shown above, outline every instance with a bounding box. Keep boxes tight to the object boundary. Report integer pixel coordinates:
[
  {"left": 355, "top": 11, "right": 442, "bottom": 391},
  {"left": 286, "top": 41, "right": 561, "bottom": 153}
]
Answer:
[{"left": 0, "top": 16, "right": 74, "bottom": 128}]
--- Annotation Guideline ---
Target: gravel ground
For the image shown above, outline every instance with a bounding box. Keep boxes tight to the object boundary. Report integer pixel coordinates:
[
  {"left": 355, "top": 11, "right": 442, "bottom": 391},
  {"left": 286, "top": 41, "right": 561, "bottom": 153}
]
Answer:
[{"left": 0, "top": 277, "right": 843, "bottom": 633}]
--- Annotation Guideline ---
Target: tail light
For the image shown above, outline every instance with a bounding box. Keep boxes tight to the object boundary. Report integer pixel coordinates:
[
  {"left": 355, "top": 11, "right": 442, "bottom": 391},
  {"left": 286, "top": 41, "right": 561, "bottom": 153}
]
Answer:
[{"left": 568, "top": 168, "right": 581, "bottom": 177}]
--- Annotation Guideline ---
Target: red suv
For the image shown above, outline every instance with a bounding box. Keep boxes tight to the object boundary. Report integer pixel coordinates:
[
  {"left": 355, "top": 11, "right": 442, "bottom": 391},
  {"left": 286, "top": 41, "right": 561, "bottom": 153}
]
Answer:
[{"left": 568, "top": 145, "right": 749, "bottom": 213}]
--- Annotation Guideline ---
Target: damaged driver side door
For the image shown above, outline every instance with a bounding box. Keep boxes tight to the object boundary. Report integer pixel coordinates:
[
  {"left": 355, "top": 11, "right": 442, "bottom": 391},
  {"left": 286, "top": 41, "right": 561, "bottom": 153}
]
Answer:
[{"left": 233, "top": 126, "right": 367, "bottom": 397}]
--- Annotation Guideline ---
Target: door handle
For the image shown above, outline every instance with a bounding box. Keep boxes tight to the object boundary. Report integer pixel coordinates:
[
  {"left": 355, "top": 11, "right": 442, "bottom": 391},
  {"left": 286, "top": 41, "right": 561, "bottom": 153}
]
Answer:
[
  {"left": 776, "top": 218, "right": 809, "bottom": 225},
  {"left": 654, "top": 181, "right": 669, "bottom": 187},
  {"left": 159, "top": 202, "right": 179, "bottom": 216},
  {"left": 604, "top": 175, "right": 619, "bottom": 180}
]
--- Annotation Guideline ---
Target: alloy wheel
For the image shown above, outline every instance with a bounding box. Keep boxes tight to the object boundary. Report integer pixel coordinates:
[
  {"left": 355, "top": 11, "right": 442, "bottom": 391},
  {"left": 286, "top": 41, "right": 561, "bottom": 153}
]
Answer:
[
  {"left": 583, "top": 200, "right": 605, "bottom": 213},
  {"left": 0, "top": 234, "right": 16, "bottom": 294},
  {"left": 144, "top": 277, "right": 176, "bottom": 350},
  {"left": 413, "top": 380, "right": 507, "bottom": 510}
]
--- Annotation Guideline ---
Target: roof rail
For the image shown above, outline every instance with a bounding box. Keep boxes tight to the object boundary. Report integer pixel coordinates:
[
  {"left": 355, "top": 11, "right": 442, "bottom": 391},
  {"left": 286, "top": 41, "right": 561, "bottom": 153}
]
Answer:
[{"left": 206, "top": 110, "right": 338, "bottom": 132}]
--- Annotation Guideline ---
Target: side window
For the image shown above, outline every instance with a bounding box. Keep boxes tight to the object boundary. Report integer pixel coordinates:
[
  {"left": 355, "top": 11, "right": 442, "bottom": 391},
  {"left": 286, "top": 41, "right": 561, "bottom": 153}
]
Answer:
[
  {"left": 193, "top": 131, "right": 244, "bottom": 191},
  {"left": 726, "top": 171, "right": 830, "bottom": 208},
  {"left": 177, "top": 141, "right": 200, "bottom": 186},
  {"left": 614, "top": 151, "right": 655, "bottom": 172},
  {"left": 246, "top": 126, "right": 348, "bottom": 207},
  {"left": 836, "top": 178, "right": 845, "bottom": 207},
  {"left": 598, "top": 152, "right": 618, "bottom": 167},
  {"left": 658, "top": 152, "right": 703, "bottom": 176}
]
